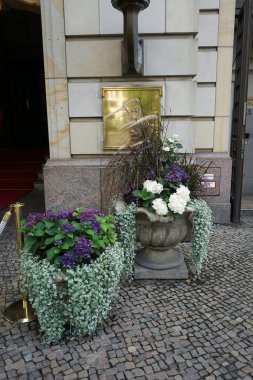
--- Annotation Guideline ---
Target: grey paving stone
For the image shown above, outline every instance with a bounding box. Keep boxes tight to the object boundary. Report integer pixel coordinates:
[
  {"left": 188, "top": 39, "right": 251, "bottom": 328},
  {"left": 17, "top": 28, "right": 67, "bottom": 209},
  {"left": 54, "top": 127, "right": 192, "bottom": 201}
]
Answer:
[{"left": 1, "top": 192, "right": 253, "bottom": 380}]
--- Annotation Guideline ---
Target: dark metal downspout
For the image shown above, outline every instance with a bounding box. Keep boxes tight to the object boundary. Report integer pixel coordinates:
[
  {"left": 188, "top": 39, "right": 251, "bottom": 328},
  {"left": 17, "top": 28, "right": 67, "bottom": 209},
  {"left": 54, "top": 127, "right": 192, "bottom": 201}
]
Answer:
[{"left": 111, "top": 0, "right": 150, "bottom": 76}]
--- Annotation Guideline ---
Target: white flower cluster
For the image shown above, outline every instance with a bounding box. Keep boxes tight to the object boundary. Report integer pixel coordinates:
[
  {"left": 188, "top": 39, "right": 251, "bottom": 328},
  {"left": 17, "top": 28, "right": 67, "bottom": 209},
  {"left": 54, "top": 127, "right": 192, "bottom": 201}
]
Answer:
[
  {"left": 152, "top": 198, "right": 168, "bottom": 216},
  {"left": 151, "top": 185, "right": 190, "bottom": 216},
  {"left": 168, "top": 185, "right": 190, "bottom": 215},
  {"left": 143, "top": 180, "right": 163, "bottom": 194}
]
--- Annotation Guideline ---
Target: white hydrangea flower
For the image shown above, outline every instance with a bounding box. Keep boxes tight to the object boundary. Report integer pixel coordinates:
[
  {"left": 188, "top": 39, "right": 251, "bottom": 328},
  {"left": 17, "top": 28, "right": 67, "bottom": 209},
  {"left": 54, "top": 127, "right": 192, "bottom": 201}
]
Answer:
[
  {"left": 152, "top": 198, "right": 168, "bottom": 216},
  {"left": 176, "top": 185, "right": 190, "bottom": 202},
  {"left": 155, "top": 183, "right": 163, "bottom": 194},
  {"left": 168, "top": 193, "right": 187, "bottom": 215},
  {"left": 163, "top": 146, "right": 171, "bottom": 152},
  {"left": 168, "top": 138, "right": 175, "bottom": 143},
  {"left": 143, "top": 180, "right": 163, "bottom": 194}
]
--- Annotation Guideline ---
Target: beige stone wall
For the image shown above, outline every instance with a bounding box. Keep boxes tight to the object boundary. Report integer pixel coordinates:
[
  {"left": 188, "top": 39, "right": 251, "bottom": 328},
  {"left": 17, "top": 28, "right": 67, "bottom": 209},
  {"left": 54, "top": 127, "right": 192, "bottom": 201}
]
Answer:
[
  {"left": 64, "top": 0, "right": 199, "bottom": 155},
  {"left": 41, "top": 0, "right": 235, "bottom": 157}
]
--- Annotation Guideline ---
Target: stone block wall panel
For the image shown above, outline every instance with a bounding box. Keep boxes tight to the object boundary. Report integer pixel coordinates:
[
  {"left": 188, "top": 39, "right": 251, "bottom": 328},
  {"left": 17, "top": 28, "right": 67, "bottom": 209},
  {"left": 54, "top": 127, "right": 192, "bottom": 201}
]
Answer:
[
  {"left": 166, "top": 119, "right": 195, "bottom": 153},
  {"left": 196, "top": 87, "right": 216, "bottom": 117},
  {"left": 166, "top": 0, "right": 199, "bottom": 34},
  {"left": 66, "top": 39, "right": 122, "bottom": 77},
  {"left": 196, "top": 50, "right": 217, "bottom": 83},
  {"left": 165, "top": 80, "right": 197, "bottom": 116},
  {"left": 144, "top": 37, "right": 198, "bottom": 76},
  {"left": 70, "top": 122, "right": 103, "bottom": 155},
  {"left": 64, "top": 0, "right": 99, "bottom": 36},
  {"left": 199, "top": 0, "right": 220, "bottom": 10},
  {"left": 195, "top": 120, "right": 214, "bottom": 149},
  {"left": 68, "top": 82, "right": 101, "bottom": 117},
  {"left": 198, "top": 13, "right": 219, "bottom": 47}
]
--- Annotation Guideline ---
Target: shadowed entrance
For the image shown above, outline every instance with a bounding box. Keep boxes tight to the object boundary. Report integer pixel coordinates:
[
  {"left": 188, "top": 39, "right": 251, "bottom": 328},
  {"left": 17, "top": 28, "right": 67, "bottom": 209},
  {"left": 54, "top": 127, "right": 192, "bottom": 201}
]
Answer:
[{"left": 0, "top": 5, "right": 48, "bottom": 210}]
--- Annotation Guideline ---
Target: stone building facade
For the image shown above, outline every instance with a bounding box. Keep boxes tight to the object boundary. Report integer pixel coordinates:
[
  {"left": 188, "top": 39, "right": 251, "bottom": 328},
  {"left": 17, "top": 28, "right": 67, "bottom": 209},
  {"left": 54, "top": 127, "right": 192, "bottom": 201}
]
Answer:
[{"left": 40, "top": 0, "right": 236, "bottom": 223}]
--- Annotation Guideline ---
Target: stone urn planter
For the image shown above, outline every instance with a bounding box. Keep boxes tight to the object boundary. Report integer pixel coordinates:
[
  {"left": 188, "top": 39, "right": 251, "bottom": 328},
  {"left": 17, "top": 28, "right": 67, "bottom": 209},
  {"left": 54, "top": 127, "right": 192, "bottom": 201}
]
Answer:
[{"left": 135, "top": 207, "right": 194, "bottom": 279}]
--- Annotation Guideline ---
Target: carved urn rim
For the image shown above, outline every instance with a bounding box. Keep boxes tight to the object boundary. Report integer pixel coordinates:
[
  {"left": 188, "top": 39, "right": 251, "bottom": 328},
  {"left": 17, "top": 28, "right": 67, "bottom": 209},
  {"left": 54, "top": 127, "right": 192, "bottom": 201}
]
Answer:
[
  {"left": 136, "top": 206, "right": 194, "bottom": 224},
  {"left": 115, "top": 200, "right": 194, "bottom": 223}
]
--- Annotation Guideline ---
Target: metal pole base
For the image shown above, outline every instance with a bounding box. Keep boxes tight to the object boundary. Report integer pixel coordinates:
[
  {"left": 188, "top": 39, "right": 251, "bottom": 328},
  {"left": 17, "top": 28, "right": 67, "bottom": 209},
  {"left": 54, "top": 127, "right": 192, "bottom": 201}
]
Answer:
[{"left": 4, "top": 299, "right": 36, "bottom": 323}]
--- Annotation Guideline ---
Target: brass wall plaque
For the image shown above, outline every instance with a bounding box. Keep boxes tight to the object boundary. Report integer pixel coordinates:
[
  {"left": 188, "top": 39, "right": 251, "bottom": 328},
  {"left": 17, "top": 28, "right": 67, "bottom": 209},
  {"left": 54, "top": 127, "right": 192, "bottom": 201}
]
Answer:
[{"left": 102, "top": 87, "right": 162, "bottom": 149}]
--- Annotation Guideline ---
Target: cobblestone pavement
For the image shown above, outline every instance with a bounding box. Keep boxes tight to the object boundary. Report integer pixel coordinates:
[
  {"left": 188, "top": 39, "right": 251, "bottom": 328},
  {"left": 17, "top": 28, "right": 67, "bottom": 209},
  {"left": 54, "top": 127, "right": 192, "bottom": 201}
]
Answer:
[{"left": 0, "top": 191, "right": 253, "bottom": 380}]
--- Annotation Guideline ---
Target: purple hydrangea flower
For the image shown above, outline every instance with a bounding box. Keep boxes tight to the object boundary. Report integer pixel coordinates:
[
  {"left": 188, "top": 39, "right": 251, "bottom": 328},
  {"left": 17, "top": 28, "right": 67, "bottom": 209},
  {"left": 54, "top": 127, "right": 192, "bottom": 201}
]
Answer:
[
  {"left": 60, "top": 251, "right": 77, "bottom": 268},
  {"left": 74, "top": 236, "right": 92, "bottom": 259},
  {"left": 81, "top": 217, "right": 101, "bottom": 233},
  {"left": 56, "top": 208, "right": 76, "bottom": 220},
  {"left": 123, "top": 185, "right": 142, "bottom": 206},
  {"left": 61, "top": 223, "right": 76, "bottom": 234},
  {"left": 165, "top": 165, "right": 189, "bottom": 183},
  {"left": 25, "top": 213, "right": 44, "bottom": 227},
  {"left": 80, "top": 208, "right": 104, "bottom": 219},
  {"left": 44, "top": 209, "right": 58, "bottom": 221}
]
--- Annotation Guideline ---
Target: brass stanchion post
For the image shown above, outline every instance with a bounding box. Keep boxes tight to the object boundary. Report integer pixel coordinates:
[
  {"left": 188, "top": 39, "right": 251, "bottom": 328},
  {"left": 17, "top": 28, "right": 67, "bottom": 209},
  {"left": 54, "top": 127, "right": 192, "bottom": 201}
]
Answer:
[{"left": 4, "top": 202, "right": 36, "bottom": 323}]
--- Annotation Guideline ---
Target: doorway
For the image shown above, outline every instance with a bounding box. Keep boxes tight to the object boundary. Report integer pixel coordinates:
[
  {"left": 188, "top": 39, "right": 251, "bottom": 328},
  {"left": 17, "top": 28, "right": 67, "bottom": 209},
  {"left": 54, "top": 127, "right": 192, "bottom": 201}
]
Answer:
[{"left": 0, "top": 6, "right": 48, "bottom": 149}]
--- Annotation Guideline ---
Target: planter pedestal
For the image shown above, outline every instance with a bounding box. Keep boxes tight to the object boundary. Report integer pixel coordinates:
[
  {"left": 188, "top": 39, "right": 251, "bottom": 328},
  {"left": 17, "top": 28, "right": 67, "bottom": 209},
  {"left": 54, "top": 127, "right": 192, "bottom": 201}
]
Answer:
[
  {"left": 134, "top": 247, "right": 188, "bottom": 279},
  {"left": 135, "top": 260, "right": 188, "bottom": 279}
]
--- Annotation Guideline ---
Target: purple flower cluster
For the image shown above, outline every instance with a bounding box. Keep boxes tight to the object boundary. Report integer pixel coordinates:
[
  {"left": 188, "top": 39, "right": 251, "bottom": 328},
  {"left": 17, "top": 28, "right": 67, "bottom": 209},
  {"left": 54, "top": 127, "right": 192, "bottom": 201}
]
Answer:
[
  {"left": 124, "top": 185, "right": 142, "bottom": 206},
  {"left": 60, "top": 251, "right": 77, "bottom": 268},
  {"left": 25, "top": 208, "right": 76, "bottom": 227},
  {"left": 81, "top": 217, "right": 101, "bottom": 233},
  {"left": 45, "top": 208, "right": 77, "bottom": 221},
  {"left": 44, "top": 209, "right": 58, "bottom": 221},
  {"left": 61, "top": 236, "right": 92, "bottom": 268},
  {"left": 80, "top": 208, "right": 104, "bottom": 219},
  {"left": 74, "top": 236, "right": 92, "bottom": 259},
  {"left": 23, "top": 205, "right": 115, "bottom": 270},
  {"left": 61, "top": 223, "right": 76, "bottom": 234},
  {"left": 60, "top": 236, "right": 92, "bottom": 268},
  {"left": 165, "top": 165, "right": 189, "bottom": 183},
  {"left": 79, "top": 208, "right": 104, "bottom": 233},
  {"left": 25, "top": 213, "right": 44, "bottom": 227},
  {"left": 57, "top": 208, "right": 76, "bottom": 220}
]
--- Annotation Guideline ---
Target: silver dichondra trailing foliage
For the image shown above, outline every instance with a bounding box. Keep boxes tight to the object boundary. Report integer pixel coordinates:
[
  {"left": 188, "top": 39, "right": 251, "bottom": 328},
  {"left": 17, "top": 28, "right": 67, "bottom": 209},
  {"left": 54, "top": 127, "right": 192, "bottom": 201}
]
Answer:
[
  {"left": 114, "top": 202, "right": 136, "bottom": 281},
  {"left": 188, "top": 199, "right": 213, "bottom": 278}
]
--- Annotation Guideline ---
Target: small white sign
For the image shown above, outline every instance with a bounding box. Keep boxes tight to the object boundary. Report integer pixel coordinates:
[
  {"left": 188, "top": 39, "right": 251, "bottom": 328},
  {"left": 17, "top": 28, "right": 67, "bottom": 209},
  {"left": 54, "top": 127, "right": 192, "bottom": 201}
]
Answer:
[{"left": 203, "top": 173, "right": 214, "bottom": 180}]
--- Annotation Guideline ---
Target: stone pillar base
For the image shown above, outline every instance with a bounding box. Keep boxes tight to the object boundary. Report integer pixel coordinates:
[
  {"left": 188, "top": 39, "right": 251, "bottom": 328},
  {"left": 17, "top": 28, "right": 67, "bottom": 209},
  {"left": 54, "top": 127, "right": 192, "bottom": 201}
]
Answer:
[
  {"left": 43, "top": 154, "right": 232, "bottom": 223},
  {"left": 195, "top": 153, "right": 232, "bottom": 224}
]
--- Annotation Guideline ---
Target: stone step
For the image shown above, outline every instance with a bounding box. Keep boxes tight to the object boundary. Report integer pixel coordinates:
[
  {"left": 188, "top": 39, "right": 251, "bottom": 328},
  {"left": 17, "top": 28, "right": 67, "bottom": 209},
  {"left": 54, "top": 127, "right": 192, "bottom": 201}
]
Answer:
[
  {"left": 33, "top": 181, "right": 44, "bottom": 190},
  {"left": 241, "top": 209, "right": 253, "bottom": 217},
  {"left": 37, "top": 171, "right": 44, "bottom": 181}
]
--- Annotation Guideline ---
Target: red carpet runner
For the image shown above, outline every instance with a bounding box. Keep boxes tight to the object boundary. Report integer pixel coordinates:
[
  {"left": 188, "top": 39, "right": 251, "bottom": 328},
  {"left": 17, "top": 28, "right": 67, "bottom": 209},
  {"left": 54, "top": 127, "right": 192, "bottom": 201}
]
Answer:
[{"left": 0, "top": 149, "right": 47, "bottom": 211}]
